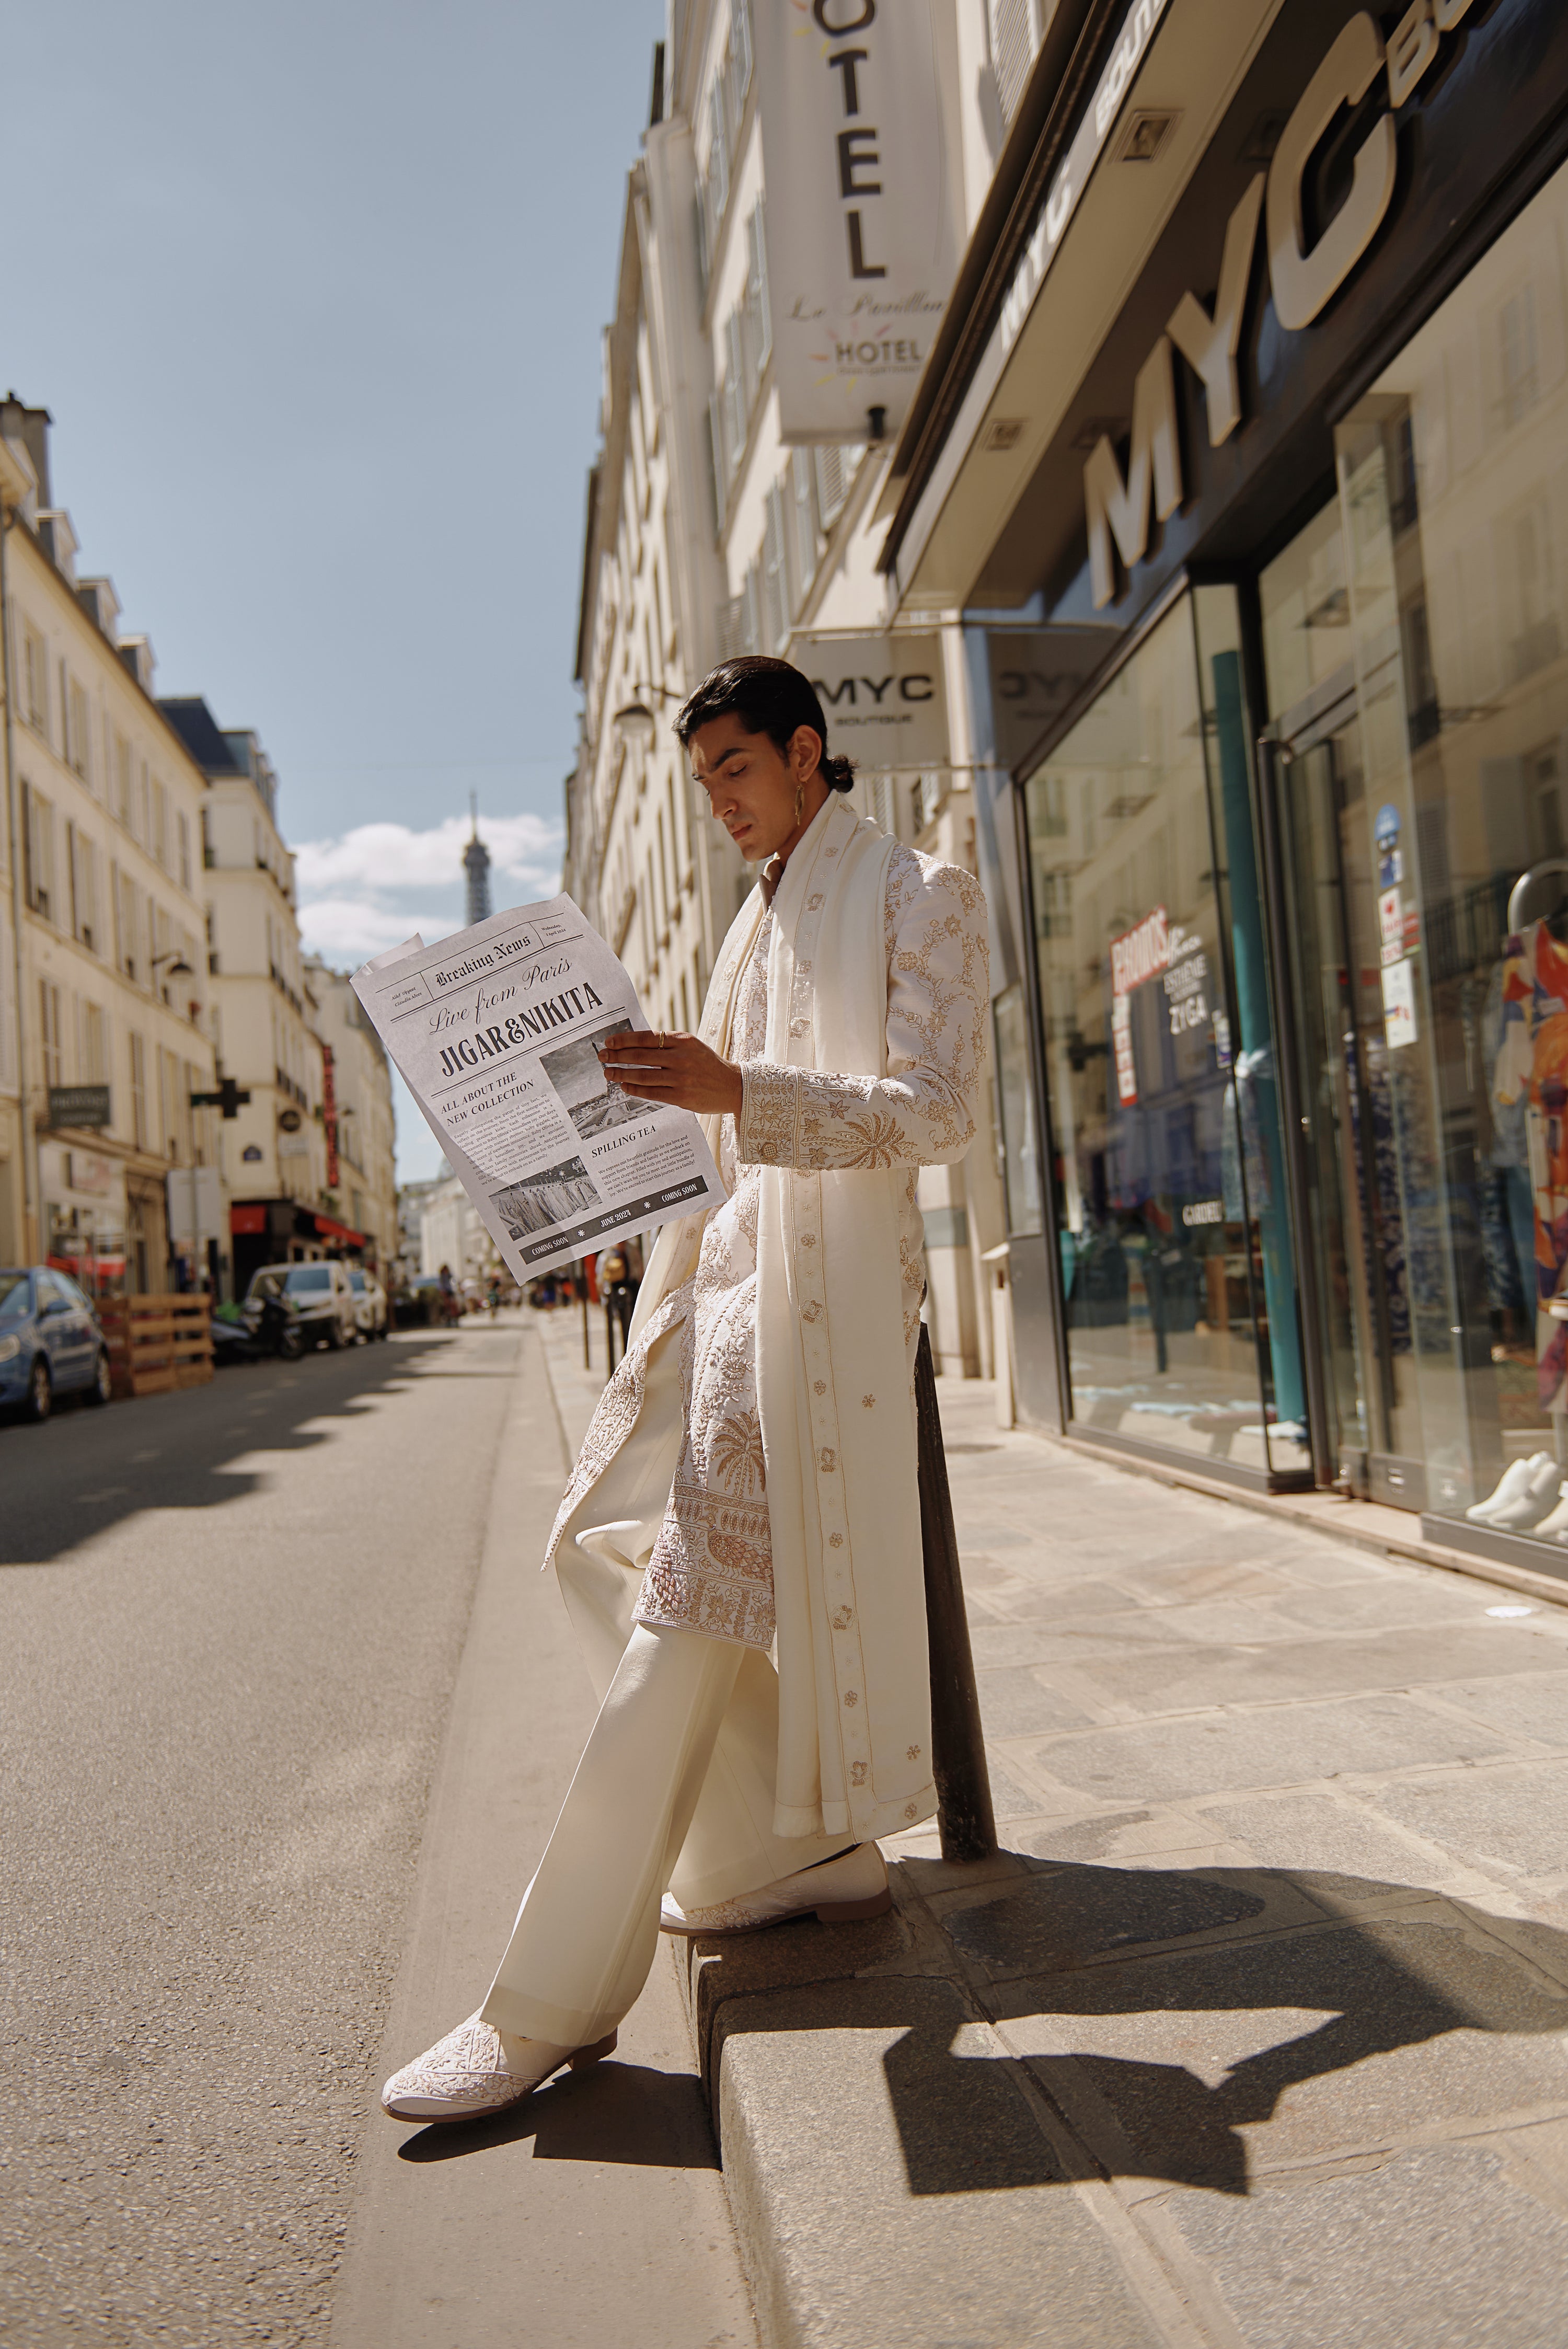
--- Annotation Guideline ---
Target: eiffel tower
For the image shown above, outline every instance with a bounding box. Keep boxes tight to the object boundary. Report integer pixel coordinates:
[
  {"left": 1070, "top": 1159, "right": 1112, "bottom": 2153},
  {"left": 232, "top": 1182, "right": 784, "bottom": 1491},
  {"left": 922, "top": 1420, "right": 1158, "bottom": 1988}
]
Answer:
[{"left": 463, "top": 792, "right": 492, "bottom": 927}]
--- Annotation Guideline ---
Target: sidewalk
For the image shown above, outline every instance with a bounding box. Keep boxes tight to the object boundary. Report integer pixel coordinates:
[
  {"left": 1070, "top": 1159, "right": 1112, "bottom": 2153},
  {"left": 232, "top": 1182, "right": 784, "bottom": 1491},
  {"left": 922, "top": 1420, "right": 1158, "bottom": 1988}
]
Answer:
[{"left": 538, "top": 1316, "right": 1568, "bottom": 2348}]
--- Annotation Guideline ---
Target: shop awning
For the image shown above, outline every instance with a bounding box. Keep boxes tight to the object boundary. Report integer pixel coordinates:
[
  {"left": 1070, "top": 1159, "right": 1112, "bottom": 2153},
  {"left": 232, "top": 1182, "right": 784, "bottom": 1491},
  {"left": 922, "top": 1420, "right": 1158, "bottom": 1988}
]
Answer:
[{"left": 313, "top": 1212, "right": 364, "bottom": 1249}]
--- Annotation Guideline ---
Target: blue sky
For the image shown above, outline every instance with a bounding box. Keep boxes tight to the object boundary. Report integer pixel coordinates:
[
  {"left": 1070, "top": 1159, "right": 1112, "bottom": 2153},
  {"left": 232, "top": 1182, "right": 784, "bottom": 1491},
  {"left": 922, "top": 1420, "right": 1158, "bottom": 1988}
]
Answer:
[{"left": 2, "top": 0, "right": 661, "bottom": 1177}]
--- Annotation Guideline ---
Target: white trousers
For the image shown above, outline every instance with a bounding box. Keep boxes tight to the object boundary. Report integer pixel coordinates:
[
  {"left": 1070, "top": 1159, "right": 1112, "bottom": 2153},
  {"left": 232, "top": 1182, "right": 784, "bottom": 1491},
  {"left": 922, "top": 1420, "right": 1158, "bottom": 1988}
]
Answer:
[{"left": 481, "top": 1328, "right": 848, "bottom": 2048}]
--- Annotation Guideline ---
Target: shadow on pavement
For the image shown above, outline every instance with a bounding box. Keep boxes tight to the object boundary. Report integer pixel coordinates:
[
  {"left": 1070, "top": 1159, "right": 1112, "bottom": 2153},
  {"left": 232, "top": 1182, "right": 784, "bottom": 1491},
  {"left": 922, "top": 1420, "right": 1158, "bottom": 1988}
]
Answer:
[
  {"left": 688, "top": 1855, "right": 1568, "bottom": 2199},
  {"left": 0, "top": 1329, "right": 479, "bottom": 1564},
  {"left": 394, "top": 2058, "right": 722, "bottom": 2170}
]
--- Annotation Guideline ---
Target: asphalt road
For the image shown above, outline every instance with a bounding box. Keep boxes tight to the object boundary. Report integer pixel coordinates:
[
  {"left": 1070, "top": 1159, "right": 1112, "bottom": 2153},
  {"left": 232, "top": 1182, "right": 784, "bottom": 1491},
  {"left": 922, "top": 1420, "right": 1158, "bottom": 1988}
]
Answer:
[{"left": 0, "top": 1318, "right": 753, "bottom": 2348}]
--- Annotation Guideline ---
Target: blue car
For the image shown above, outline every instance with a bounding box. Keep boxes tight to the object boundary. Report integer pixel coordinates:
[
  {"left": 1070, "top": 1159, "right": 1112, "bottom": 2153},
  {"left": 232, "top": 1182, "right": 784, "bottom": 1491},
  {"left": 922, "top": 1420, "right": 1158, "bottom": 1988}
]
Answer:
[{"left": 0, "top": 1266, "right": 113, "bottom": 1422}]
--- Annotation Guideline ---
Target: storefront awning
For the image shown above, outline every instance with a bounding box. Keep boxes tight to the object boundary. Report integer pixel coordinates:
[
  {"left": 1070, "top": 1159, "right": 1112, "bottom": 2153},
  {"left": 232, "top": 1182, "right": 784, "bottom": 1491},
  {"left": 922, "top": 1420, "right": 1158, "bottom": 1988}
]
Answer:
[{"left": 229, "top": 1201, "right": 364, "bottom": 1250}]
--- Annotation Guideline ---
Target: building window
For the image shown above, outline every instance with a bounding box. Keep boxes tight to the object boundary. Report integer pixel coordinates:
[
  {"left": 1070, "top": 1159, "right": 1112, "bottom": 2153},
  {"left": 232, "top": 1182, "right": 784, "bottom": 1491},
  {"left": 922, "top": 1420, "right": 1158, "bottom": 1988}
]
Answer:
[
  {"left": 152, "top": 779, "right": 169, "bottom": 869},
  {"left": 113, "top": 866, "right": 139, "bottom": 981},
  {"left": 39, "top": 982, "right": 63, "bottom": 1090},
  {"left": 65, "top": 674, "right": 91, "bottom": 781},
  {"left": 22, "top": 784, "right": 55, "bottom": 920},
  {"left": 80, "top": 999, "right": 108, "bottom": 1086},
  {"left": 723, "top": 311, "right": 746, "bottom": 472},
  {"left": 704, "top": 78, "right": 730, "bottom": 254},
  {"left": 23, "top": 628, "right": 48, "bottom": 734},
  {"left": 742, "top": 202, "right": 770, "bottom": 398},
  {"left": 790, "top": 449, "right": 821, "bottom": 594},
  {"left": 114, "top": 733, "right": 133, "bottom": 825},
  {"left": 762, "top": 481, "right": 790, "bottom": 650},
  {"left": 177, "top": 810, "right": 192, "bottom": 892},
  {"left": 705, "top": 399, "right": 728, "bottom": 533},
  {"left": 728, "top": 0, "right": 753, "bottom": 122},
  {"left": 67, "top": 824, "right": 99, "bottom": 952}
]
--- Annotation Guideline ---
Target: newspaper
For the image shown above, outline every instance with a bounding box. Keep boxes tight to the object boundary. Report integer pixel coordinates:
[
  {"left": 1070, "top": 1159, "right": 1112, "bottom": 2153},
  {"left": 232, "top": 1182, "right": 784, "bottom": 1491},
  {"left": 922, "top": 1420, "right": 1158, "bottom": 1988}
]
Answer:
[{"left": 351, "top": 897, "right": 724, "bottom": 1281}]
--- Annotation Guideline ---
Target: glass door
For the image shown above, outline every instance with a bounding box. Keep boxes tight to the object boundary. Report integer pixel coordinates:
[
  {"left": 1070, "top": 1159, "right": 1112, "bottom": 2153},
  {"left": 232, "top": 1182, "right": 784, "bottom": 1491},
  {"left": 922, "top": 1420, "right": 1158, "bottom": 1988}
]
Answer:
[{"left": 1271, "top": 673, "right": 1429, "bottom": 1500}]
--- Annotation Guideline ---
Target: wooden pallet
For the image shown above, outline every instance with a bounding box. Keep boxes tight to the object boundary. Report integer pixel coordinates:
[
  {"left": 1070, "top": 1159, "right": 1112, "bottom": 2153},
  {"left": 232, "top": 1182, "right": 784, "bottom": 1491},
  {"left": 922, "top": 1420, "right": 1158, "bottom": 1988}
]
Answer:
[{"left": 98, "top": 1295, "right": 213, "bottom": 1400}]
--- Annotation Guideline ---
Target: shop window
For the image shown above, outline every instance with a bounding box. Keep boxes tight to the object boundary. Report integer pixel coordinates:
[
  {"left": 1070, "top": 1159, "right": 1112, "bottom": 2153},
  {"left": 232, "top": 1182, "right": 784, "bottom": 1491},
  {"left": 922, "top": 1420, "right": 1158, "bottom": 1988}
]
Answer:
[
  {"left": 993, "top": 983, "right": 1042, "bottom": 1238},
  {"left": 1262, "top": 155, "right": 1568, "bottom": 1545},
  {"left": 1024, "top": 592, "right": 1300, "bottom": 1479}
]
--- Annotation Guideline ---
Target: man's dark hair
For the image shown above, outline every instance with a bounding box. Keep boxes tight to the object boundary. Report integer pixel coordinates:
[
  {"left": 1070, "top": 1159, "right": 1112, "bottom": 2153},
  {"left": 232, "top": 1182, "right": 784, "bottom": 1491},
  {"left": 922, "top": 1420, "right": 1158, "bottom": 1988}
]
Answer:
[{"left": 674, "top": 655, "right": 856, "bottom": 792}]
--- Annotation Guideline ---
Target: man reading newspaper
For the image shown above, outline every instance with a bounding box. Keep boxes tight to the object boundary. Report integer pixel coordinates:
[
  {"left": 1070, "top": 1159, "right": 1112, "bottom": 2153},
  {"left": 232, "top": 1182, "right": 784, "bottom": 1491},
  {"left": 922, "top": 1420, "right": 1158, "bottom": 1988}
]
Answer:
[{"left": 382, "top": 655, "right": 989, "bottom": 2123}]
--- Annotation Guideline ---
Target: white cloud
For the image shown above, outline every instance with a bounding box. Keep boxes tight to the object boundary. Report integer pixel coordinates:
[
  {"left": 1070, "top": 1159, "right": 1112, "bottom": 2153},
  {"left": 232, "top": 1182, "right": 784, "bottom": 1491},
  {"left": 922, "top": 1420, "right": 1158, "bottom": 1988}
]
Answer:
[
  {"left": 292, "top": 811, "right": 563, "bottom": 970},
  {"left": 294, "top": 811, "right": 561, "bottom": 897}
]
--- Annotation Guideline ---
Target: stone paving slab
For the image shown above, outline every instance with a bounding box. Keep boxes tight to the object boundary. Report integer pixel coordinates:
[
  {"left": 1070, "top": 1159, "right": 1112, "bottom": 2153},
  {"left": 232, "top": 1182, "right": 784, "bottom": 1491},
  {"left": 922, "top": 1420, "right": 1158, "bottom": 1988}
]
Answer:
[
  {"left": 659, "top": 1377, "right": 1568, "bottom": 2348},
  {"left": 530, "top": 1320, "right": 1568, "bottom": 2346}
]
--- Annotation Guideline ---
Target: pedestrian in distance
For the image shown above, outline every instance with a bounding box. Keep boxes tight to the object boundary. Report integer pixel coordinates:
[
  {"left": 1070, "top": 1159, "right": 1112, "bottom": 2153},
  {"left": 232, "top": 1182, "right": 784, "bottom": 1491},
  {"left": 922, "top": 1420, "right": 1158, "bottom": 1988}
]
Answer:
[
  {"left": 382, "top": 655, "right": 989, "bottom": 2124},
  {"left": 597, "top": 1244, "right": 638, "bottom": 1370}
]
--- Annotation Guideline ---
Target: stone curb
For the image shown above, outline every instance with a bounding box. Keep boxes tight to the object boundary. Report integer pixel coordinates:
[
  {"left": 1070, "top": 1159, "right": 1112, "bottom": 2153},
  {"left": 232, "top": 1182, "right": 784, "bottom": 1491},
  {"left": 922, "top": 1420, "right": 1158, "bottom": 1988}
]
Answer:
[{"left": 664, "top": 1856, "right": 1182, "bottom": 2349}]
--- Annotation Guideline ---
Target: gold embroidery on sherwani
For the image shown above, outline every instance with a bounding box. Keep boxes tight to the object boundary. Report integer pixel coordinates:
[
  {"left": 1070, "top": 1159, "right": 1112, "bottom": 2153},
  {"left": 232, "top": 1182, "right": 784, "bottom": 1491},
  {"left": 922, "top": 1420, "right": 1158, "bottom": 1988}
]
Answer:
[
  {"left": 635, "top": 912, "right": 776, "bottom": 1646},
  {"left": 551, "top": 836, "right": 988, "bottom": 1670}
]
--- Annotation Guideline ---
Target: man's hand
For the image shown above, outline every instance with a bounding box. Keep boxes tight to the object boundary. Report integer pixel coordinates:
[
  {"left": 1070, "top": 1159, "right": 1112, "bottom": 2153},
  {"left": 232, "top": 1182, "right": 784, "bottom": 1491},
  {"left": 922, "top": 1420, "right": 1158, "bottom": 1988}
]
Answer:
[{"left": 598, "top": 1028, "right": 744, "bottom": 1118}]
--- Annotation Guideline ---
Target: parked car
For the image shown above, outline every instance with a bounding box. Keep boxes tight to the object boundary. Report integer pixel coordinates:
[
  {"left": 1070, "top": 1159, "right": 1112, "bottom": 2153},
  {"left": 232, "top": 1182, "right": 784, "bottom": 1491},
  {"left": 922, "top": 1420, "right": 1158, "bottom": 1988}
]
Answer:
[
  {"left": 243, "top": 1261, "right": 359, "bottom": 1350},
  {"left": 348, "top": 1266, "right": 388, "bottom": 1340},
  {"left": 0, "top": 1266, "right": 113, "bottom": 1421}
]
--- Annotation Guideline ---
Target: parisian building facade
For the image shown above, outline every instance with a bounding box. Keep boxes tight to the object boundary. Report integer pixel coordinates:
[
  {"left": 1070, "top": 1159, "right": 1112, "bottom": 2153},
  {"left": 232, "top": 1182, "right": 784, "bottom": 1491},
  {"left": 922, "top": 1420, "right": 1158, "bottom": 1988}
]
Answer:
[
  {"left": 563, "top": 0, "right": 1042, "bottom": 1376},
  {"left": 0, "top": 401, "right": 222, "bottom": 1292}
]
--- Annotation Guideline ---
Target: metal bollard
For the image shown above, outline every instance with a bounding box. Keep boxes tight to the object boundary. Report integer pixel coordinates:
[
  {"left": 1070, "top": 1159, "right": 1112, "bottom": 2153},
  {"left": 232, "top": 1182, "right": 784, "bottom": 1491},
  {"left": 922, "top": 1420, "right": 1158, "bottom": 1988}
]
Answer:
[{"left": 914, "top": 1325, "right": 998, "bottom": 1864}]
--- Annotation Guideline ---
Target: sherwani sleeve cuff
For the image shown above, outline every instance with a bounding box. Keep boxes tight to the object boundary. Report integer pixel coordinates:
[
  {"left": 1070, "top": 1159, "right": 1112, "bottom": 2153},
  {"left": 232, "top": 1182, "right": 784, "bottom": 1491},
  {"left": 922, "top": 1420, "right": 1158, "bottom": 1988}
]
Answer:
[{"left": 736, "top": 1062, "right": 802, "bottom": 1166}]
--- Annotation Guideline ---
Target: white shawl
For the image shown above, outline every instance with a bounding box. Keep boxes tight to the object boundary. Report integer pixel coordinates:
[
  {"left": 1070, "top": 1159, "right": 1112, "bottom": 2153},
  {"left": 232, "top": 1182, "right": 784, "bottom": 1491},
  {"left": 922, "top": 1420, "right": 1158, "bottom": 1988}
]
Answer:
[{"left": 631, "top": 796, "right": 933, "bottom": 1842}]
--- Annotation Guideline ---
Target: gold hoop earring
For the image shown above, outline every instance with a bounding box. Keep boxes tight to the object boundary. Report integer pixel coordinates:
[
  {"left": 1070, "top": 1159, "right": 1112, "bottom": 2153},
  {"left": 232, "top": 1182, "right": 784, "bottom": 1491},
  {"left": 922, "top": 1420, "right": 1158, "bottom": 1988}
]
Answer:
[{"left": 793, "top": 780, "right": 805, "bottom": 827}]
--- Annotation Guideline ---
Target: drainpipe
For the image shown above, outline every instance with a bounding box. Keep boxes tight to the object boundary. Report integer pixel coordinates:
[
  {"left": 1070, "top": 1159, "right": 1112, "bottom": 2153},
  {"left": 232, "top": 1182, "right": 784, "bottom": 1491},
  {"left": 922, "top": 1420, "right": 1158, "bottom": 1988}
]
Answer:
[{"left": 0, "top": 491, "right": 37, "bottom": 1261}]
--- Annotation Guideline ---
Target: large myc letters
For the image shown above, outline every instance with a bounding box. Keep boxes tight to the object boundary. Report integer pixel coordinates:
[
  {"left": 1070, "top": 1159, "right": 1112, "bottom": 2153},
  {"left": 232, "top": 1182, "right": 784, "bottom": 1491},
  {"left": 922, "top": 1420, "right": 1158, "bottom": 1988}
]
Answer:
[
  {"left": 1265, "top": 11, "right": 1396, "bottom": 333},
  {"left": 1085, "top": 336, "right": 1181, "bottom": 612},
  {"left": 1167, "top": 174, "right": 1265, "bottom": 450},
  {"left": 1081, "top": 0, "right": 1482, "bottom": 605}
]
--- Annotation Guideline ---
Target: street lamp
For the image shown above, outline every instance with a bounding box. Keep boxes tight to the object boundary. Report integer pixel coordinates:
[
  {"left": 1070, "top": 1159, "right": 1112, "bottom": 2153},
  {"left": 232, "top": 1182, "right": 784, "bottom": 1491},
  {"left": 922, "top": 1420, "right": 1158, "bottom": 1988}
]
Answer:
[{"left": 612, "top": 700, "right": 657, "bottom": 753}]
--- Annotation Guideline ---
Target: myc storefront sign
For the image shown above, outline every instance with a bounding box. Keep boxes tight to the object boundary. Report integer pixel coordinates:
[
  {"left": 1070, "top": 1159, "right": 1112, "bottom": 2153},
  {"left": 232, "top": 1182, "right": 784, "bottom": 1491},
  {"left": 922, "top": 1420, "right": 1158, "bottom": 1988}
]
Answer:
[
  {"left": 794, "top": 630, "right": 950, "bottom": 768},
  {"left": 1087, "top": 0, "right": 1483, "bottom": 608}
]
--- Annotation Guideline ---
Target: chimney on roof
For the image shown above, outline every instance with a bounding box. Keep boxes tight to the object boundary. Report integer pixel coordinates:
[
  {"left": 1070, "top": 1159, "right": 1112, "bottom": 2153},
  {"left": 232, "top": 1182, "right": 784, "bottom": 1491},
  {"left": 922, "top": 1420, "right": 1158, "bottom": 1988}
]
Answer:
[
  {"left": 463, "top": 793, "right": 493, "bottom": 926},
  {"left": 0, "top": 395, "right": 51, "bottom": 508}
]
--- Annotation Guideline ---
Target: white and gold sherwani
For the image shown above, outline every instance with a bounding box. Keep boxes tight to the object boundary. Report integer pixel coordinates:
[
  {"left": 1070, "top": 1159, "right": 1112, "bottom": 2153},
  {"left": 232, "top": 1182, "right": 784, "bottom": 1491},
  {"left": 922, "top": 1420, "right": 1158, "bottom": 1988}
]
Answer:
[{"left": 544, "top": 792, "right": 988, "bottom": 1845}]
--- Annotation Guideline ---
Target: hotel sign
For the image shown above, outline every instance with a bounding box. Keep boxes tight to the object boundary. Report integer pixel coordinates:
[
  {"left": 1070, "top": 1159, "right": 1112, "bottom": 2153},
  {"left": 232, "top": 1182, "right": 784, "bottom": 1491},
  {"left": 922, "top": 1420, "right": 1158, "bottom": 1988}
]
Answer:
[
  {"left": 757, "top": 0, "right": 959, "bottom": 443},
  {"left": 1086, "top": 0, "right": 1482, "bottom": 607}
]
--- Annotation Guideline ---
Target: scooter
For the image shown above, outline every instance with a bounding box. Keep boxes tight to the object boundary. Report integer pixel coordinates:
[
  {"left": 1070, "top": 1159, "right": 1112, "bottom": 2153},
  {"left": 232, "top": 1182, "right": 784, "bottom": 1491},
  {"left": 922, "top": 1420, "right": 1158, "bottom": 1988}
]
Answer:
[{"left": 212, "top": 1293, "right": 306, "bottom": 1365}]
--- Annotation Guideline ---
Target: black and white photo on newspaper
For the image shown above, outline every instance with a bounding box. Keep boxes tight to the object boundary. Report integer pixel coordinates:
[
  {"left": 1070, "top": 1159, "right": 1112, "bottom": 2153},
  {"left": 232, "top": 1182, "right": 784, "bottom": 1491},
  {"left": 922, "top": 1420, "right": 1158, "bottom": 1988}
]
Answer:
[{"left": 350, "top": 897, "right": 724, "bottom": 1279}]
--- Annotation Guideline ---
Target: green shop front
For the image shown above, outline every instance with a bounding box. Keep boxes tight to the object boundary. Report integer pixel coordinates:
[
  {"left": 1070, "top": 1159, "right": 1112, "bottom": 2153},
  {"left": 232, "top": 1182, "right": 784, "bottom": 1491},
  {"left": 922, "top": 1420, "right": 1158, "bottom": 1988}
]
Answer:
[{"left": 894, "top": 0, "right": 1568, "bottom": 1573}]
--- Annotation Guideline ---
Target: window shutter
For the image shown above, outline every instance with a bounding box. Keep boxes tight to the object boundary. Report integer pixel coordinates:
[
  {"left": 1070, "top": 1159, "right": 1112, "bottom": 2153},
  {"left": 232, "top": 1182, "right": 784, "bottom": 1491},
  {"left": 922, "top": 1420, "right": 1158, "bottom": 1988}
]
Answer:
[
  {"left": 761, "top": 489, "right": 787, "bottom": 651},
  {"left": 791, "top": 448, "right": 820, "bottom": 588},
  {"left": 989, "top": 0, "right": 1040, "bottom": 128},
  {"left": 716, "top": 594, "right": 746, "bottom": 658},
  {"left": 705, "top": 399, "right": 727, "bottom": 534},
  {"left": 707, "top": 83, "right": 729, "bottom": 223},
  {"left": 731, "top": 0, "right": 753, "bottom": 109},
  {"left": 749, "top": 202, "right": 771, "bottom": 371},
  {"left": 724, "top": 313, "right": 746, "bottom": 464},
  {"left": 814, "top": 444, "right": 847, "bottom": 527}
]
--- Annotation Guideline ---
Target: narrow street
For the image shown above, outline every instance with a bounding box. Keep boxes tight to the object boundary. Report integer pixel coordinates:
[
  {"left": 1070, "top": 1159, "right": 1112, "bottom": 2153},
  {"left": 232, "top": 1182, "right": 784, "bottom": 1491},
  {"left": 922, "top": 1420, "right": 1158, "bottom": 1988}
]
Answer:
[
  {"left": 8, "top": 1311, "right": 1568, "bottom": 2348},
  {"left": 0, "top": 1319, "right": 752, "bottom": 2349}
]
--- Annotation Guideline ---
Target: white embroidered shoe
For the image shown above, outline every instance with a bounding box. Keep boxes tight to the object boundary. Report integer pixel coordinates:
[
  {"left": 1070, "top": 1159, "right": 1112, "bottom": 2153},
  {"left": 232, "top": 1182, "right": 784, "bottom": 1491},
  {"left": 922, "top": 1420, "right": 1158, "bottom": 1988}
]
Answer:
[
  {"left": 660, "top": 1842, "right": 891, "bottom": 1936},
  {"left": 380, "top": 2012, "right": 617, "bottom": 2124}
]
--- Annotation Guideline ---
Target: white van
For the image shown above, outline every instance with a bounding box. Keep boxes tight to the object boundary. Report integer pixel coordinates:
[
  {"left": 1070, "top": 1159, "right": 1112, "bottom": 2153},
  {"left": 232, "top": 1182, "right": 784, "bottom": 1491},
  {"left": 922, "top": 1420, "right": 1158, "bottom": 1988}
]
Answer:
[{"left": 245, "top": 1261, "right": 359, "bottom": 1350}]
